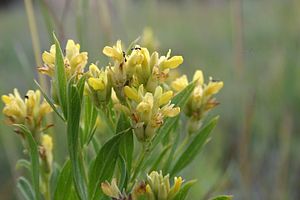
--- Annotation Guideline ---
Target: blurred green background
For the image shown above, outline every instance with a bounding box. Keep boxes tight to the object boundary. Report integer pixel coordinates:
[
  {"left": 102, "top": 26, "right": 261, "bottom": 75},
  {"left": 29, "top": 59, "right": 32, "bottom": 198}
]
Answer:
[{"left": 1, "top": 0, "right": 300, "bottom": 199}]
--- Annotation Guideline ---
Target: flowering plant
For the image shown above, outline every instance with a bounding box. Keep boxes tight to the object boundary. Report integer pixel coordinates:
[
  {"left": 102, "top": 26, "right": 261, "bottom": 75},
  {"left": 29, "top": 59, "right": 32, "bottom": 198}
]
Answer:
[{"left": 2, "top": 33, "right": 231, "bottom": 200}]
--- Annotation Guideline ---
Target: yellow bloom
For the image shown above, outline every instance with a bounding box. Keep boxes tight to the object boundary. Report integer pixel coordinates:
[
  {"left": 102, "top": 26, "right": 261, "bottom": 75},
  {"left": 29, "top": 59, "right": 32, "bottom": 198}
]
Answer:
[
  {"left": 193, "top": 70, "right": 204, "bottom": 85},
  {"left": 86, "top": 64, "right": 112, "bottom": 106},
  {"left": 171, "top": 75, "right": 188, "bottom": 92},
  {"left": 39, "top": 39, "right": 88, "bottom": 78},
  {"left": 87, "top": 64, "right": 108, "bottom": 91},
  {"left": 123, "top": 85, "right": 179, "bottom": 141},
  {"left": 146, "top": 171, "right": 183, "bottom": 200},
  {"left": 204, "top": 78, "right": 224, "bottom": 97},
  {"left": 102, "top": 40, "right": 124, "bottom": 62},
  {"left": 2, "top": 89, "right": 52, "bottom": 134},
  {"left": 101, "top": 179, "right": 121, "bottom": 199},
  {"left": 124, "top": 86, "right": 140, "bottom": 102},
  {"left": 136, "top": 93, "right": 153, "bottom": 113},
  {"left": 160, "top": 103, "right": 180, "bottom": 117},
  {"left": 160, "top": 55, "right": 183, "bottom": 69},
  {"left": 88, "top": 78, "right": 105, "bottom": 90}
]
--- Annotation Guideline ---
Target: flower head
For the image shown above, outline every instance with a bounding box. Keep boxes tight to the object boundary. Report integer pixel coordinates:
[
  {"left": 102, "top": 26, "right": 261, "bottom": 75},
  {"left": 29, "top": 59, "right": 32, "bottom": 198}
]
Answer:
[
  {"left": 103, "top": 40, "right": 124, "bottom": 62},
  {"left": 171, "top": 70, "right": 223, "bottom": 133},
  {"left": 124, "top": 85, "right": 180, "bottom": 141},
  {"left": 39, "top": 40, "right": 88, "bottom": 78},
  {"left": 2, "top": 89, "right": 52, "bottom": 135},
  {"left": 146, "top": 171, "right": 183, "bottom": 200}
]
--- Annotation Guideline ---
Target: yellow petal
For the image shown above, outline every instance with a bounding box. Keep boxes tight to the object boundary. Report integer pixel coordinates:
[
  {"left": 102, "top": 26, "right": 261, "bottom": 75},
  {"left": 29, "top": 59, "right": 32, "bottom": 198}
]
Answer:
[
  {"left": 42, "top": 51, "right": 55, "bottom": 65},
  {"left": 204, "top": 81, "right": 224, "bottom": 96},
  {"left": 165, "top": 107, "right": 180, "bottom": 117},
  {"left": 161, "top": 56, "right": 183, "bottom": 69},
  {"left": 88, "top": 78, "right": 105, "bottom": 91},
  {"left": 89, "top": 63, "right": 100, "bottom": 75},
  {"left": 173, "top": 177, "right": 183, "bottom": 193},
  {"left": 124, "top": 86, "right": 140, "bottom": 102},
  {"left": 2, "top": 95, "right": 11, "bottom": 104},
  {"left": 193, "top": 70, "right": 204, "bottom": 85},
  {"left": 171, "top": 75, "right": 188, "bottom": 92},
  {"left": 159, "top": 91, "right": 173, "bottom": 106}
]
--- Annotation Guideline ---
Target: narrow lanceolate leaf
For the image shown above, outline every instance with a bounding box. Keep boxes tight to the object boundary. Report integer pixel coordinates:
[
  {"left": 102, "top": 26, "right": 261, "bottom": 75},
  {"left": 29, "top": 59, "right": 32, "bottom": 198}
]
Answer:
[
  {"left": 14, "top": 124, "right": 40, "bottom": 200},
  {"left": 17, "top": 177, "right": 35, "bottom": 200},
  {"left": 171, "top": 117, "right": 219, "bottom": 176},
  {"left": 88, "top": 133, "right": 124, "bottom": 200},
  {"left": 53, "top": 33, "right": 68, "bottom": 119},
  {"left": 173, "top": 180, "right": 197, "bottom": 200},
  {"left": 16, "top": 159, "right": 31, "bottom": 171},
  {"left": 150, "top": 144, "right": 171, "bottom": 171},
  {"left": 149, "top": 81, "right": 196, "bottom": 152},
  {"left": 67, "top": 81, "right": 87, "bottom": 200},
  {"left": 50, "top": 163, "right": 60, "bottom": 199},
  {"left": 116, "top": 112, "right": 134, "bottom": 184},
  {"left": 209, "top": 195, "right": 233, "bottom": 200},
  {"left": 117, "top": 155, "right": 127, "bottom": 190},
  {"left": 54, "top": 160, "right": 73, "bottom": 200},
  {"left": 82, "top": 95, "right": 98, "bottom": 145},
  {"left": 34, "top": 80, "right": 65, "bottom": 121}
]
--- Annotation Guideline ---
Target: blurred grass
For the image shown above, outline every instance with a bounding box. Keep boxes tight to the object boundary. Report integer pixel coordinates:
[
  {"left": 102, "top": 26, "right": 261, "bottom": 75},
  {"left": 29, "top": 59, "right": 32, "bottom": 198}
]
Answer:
[{"left": 1, "top": 0, "right": 300, "bottom": 199}]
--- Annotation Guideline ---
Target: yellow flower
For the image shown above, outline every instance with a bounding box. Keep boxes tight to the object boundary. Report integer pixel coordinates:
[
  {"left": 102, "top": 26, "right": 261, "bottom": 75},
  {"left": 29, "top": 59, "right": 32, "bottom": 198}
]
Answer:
[
  {"left": 160, "top": 55, "right": 183, "bottom": 69},
  {"left": 204, "top": 77, "right": 224, "bottom": 97},
  {"left": 193, "top": 70, "right": 204, "bottom": 85},
  {"left": 2, "top": 89, "right": 52, "bottom": 134},
  {"left": 86, "top": 64, "right": 112, "bottom": 106},
  {"left": 87, "top": 64, "right": 107, "bottom": 91},
  {"left": 171, "top": 75, "right": 188, "bottom": 92},
  {"left": 123, "top": 85, "right": 180, "bottom": 141},
  {"left": 124, "top": 86, "right": 140, "bottom": 102},
  {"left": 146, "top": 171, "right": 183, "bottom": 200},
  {"left": 39, "top": 39, "right": 88, "bottom": 78},
  {"left": 101, "top": 179, "right": 122, "bottom": 199},
  {"left": 88, "top": 78, "right": 105, "bottom": 90},
  {"left": 103, "top": 40, "right": 124, "bottom": 62}
]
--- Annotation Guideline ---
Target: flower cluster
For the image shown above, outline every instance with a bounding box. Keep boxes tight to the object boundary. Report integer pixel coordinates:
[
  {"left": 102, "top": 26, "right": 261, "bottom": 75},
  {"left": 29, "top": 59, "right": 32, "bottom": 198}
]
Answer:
[
  {"left": 100, "top": 40, "right": 184, "bottom": 141},
  {"left": 2, "top": 89, "right": 52, "bottom": 136},
  {"left": 39, "top": 40, "right": 88, "bottom": 79},
  {"left": 171, "top": 70, "right": 223, "bottom": 133},
  {"left": 101, "top": 171, "right": 183, "bottom": 200},
  {"left": 123, "top": 85, "right": 180, "bottom": 141}
]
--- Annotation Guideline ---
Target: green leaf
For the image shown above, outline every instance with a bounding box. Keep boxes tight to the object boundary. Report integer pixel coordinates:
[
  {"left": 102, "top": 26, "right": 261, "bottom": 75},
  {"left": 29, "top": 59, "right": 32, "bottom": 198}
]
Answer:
[
  {"left": 53, "top": 32, "right": 68, "bottom": 119},
  {"left": 16, "top": 159, "right": 31, "bottom": 171},
  {"left": 209, "top": 195, "right": 233, "bottom": 200},
  {"left": 171, "top": 116, "right": 219, "bottom": 176},
  {"left": 50, "top": 163, "right": 60, "bottom": 199},
  {"left": 17, "top": 177, "right": 35, "bottom": 200},
  {"left": 14, "top": 124, "right": 40, "bottom": 200},
  {"left": 150, "top": 144, "right": 171, "bottom": 171},
  {"left": 117, "top": 155, "right": 127, "bottom": 190},
  {"left": 54, "top": 160, "right": 73, "bottom": 200},
  {"left": 163, "top": 118, "right": 181, "bottom": 172},
  {"left": 67, "top": 81, "right": 87, "bottom": 200},
  {"left": 150, "top": 81, "right": 196, "bottom": 151},
  {"left": 116, "top": 112, "right": 134, "bottom": 184},
  {"left": 34, "top": 80, "right": 65, "bottom": 121},
  {"left": 82, "top": 95, "right": 98, "bottom": 145},
  {"left": 173, "top": 180, "right": 197, "bottom": 200},
  {"left": 88, "top": 132, "right": 124, "bottom": 200}
]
